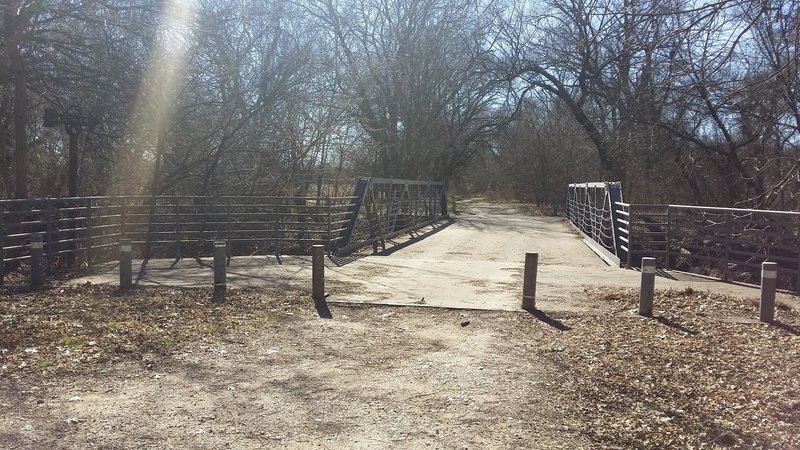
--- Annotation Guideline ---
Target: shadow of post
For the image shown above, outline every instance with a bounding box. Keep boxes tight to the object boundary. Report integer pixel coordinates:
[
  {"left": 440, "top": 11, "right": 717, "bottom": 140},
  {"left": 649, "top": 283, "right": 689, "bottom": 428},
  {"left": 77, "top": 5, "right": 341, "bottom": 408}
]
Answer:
[
  {"left": 773, "top": 320, "right": 800, "bottom": 336},
  {"left": 525, "top": 308, "right": 571, "bottom": 331},
  {"left": 654, "top": 315, "right": 697, "bottom": 335},
  {"left": 314, "top": 297, "right": 333, "bottom": 319}
]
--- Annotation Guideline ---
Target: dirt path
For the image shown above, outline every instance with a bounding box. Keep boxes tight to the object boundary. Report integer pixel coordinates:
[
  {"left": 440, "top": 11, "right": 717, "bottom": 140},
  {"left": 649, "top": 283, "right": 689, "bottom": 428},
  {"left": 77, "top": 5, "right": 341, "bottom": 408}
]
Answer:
[{"left": 1, "top": 305, "right": 588, "bottom": 449}]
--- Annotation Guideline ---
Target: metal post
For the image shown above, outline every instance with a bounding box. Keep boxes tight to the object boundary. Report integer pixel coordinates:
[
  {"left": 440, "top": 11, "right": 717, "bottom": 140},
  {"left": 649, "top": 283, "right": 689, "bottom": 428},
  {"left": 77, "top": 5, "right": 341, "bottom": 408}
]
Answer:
[
  {"left": 30, "top": 234, "right": 44, "bottom": 288},
  {"left": 85, "top": 200, "right": 93, "bottom": 268},
  {"left": 312, "top": 244, "right": 325, "bottom": 300},
  {"left": 213, "top": 241, "right": 227, "bottom": 303},
  {"left": 627, "top": 208, "right": 634, "bottom": 269},
  {"left": 0, "top": 205, "right": 5, "bottom": 285},
  {"left": 760, "top": 262, "right": 777, "bottom": 323},
  {"left": 175, "top": 199, "right": 181, "bottom": 261},
  {"left": 638, "top": 257, "right": 656, "bottom": 317},
  {"left": 522, "top": 252, "right": 538, "bottom": 311},
  {"left": 119, "top": 238, "right": 132, "bottom": 290}
]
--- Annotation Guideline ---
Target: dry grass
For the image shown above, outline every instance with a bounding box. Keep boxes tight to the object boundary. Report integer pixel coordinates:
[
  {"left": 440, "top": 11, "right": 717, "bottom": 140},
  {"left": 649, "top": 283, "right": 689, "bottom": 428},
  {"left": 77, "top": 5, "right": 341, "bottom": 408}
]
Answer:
[
  {"left": 540, "top": 287, "right": 800, "bottom": 448},
  {"left": 0, "top": 284, "right": 308, "bottom": 378}
]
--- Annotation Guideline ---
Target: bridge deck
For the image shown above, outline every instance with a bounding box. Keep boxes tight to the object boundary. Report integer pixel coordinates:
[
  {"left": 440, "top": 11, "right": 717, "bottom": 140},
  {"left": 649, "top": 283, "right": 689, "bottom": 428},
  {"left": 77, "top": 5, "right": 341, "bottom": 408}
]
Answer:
[{"left": 75, "top": 201, "right": 796, "bottom": 311}]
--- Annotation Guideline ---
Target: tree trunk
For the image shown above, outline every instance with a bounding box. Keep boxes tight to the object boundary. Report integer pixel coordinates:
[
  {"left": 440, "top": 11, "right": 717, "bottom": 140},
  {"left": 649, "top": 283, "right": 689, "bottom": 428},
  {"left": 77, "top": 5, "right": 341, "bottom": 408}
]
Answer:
[{"left": 10, "top": 40, "right": 28, "bottom": 199}]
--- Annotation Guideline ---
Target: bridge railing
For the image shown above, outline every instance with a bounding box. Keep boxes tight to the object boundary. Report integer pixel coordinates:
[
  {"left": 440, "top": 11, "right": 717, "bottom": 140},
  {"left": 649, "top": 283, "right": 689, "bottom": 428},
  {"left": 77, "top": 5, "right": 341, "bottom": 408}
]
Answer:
[
  {"left": 566, "top": 182, "right": 624, "bottom": 264},
  {"left": 0, "top": 177, "right": 448, "bottom": 283},
  {"left": 568, "top": 182, "right": 800, "bottom": 292},
  {"left": 334, "top": 177, "right": 446, "bottom": 255},
  {"left": 615, "top": 202, "right": 800, "bottom": 292},
  {"left": 0, "top": 195, "right": 358, "bottom": 282}
]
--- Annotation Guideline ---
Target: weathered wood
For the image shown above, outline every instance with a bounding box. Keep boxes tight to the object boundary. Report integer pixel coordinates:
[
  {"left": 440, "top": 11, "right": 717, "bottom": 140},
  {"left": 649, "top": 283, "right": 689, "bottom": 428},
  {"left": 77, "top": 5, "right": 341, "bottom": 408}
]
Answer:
[
  {"left": 638, "top": 257, "right": 656, "bottom": 317},
  {"left": 522, "top": 252, "right": 538, "bottom": 311},
  {"left": 312, "top": 245, "right": 325, "bottom": 300}
]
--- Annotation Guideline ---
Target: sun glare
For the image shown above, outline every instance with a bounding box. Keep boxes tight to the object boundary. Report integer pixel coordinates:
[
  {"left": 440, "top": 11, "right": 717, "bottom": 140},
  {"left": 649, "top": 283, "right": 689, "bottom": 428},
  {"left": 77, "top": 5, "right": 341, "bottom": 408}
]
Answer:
[{"left": 120, "top": 0, "right": 197, "bottom": 194}]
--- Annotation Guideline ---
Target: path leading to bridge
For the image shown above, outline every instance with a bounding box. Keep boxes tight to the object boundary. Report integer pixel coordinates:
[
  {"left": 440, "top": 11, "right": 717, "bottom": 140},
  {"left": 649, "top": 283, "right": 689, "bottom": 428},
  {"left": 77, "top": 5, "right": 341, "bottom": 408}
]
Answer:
[{"left": 75, "top": 200, "right": 795, "bottom": 311}]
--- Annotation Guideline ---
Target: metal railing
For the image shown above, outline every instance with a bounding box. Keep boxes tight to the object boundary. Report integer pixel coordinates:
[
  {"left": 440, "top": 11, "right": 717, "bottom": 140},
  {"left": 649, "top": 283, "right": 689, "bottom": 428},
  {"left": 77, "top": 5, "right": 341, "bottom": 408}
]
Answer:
[
  {"left": 615, "top": 202, "right": 800, "bottom": 291},
  {"left": 0, "top": 177, "right": 448, "bottom": 282},
  {"left": 566, "top": 182, "right": 624, "bottom": 263},
  {"left": 568, "top": 182, "right": 800, "bottom": 292},
  {"left": 335, "top": 177, "right": 446, "bottom": 255},
  {"left": 0, "top": 195, "right": 356, "bottom": 280}
]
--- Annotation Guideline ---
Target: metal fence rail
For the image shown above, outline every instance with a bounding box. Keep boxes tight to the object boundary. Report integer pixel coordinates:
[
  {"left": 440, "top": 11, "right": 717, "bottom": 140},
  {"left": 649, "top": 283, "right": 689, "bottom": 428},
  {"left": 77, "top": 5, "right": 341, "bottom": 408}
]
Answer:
[
  {"left": 566, "top": 182, "right": 624, "bottom": 264},
  {"left": 0, "top": 177, "right": 448, "bottom": 283},
  {"left": 335, "top": 177, "right": 446, "bottom": 255},
  {"left": 568, "top": 181, "right": 800, "bottom": 292},
  {"left": 615, "top": 202, "right": 800, "bottom": 291},
  {"left": 0, "top": 195, "right": 356, "bottom": 279}
]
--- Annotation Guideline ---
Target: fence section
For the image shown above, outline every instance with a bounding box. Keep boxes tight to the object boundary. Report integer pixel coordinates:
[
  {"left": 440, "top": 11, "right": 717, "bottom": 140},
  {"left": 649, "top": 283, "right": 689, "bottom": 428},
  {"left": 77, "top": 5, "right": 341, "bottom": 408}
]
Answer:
[
  {"left": 568, "top": 182, "right": 800, "bottom": 292},
  {"left": 566, "top": 182, "right": 624, "bottom": 264},
  {"left": 335, "top": 178, "right": 446, "bottom": 255},
  {"left": 0, "top": 177, "right": 448, "bottom": 283},
  {"left": 616, "top": 203, "right": 800, "bottom": 291}
]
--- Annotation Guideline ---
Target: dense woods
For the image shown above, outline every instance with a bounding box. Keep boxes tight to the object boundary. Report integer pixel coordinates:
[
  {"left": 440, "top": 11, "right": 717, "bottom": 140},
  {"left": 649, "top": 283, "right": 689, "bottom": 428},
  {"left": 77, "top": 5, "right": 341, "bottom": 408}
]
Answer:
[{"left": 1, "top": 0, "right": 798, "bottom": 209}]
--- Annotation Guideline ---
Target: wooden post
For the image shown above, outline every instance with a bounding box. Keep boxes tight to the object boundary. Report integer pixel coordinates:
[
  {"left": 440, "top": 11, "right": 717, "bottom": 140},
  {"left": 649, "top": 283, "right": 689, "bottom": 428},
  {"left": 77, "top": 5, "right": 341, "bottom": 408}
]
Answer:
[
  {"left": 30, "top": 234, "right": 44, "bottom": 288},
  {"left": 522, "top": 252, "right": 538, "bottom": 311},
  {"left": 213, "top": 241, "right": 226, "bottom": 303},
  {"left": 451, "top": 195, "right": 456, "bottom": 214},
  {"left": 638, "top": 257, "right": 656, "bottom": 317},
  {"left": 119, "top": 238, "right": 132, "bottom": 290},
  {"left": 312, "top": 244, "right": 325, "bottom": 300},
  {"left": 760, "top": 261, "right": 777, "bottom": 323}
]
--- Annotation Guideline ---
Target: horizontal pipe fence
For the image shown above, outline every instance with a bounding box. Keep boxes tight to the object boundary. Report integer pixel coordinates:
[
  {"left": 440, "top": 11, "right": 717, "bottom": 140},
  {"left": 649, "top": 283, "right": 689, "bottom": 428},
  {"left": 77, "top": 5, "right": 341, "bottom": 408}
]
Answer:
[
  {"left": 568, "top": 182, "right": 800, "bottom": 293},
  {"left": 616, "top": 203, "right": 800, "bottom": 292},
  {"left": 0, "top": 177, "right": 448, "bottom": 283}
]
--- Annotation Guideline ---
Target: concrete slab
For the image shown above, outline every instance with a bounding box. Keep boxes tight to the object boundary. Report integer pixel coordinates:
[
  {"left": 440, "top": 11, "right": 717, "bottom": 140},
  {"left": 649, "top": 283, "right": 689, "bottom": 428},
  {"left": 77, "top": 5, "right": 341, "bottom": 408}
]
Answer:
[{"left": 72, "top": 201, "right": 799, "bottom": 312}]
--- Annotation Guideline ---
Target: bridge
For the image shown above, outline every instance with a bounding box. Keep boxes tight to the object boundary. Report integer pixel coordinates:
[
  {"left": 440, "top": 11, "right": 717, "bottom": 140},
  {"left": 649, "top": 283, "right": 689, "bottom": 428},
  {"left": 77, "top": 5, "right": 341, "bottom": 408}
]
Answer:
[{"left": 2, "top": 178, "right": 798, "bottom": 309}]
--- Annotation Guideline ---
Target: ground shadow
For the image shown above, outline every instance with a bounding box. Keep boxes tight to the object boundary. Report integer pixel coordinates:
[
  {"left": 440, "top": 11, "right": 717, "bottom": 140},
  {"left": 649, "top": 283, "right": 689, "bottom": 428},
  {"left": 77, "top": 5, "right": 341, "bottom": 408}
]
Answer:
[
  {"left": 328, "top": 253, "right": 368, "bottom": 267},
  {"left": 328, "top": 218, "right": 455, "bottom": 266},
  {"left": 654, "top": 315, "right": 697, "bottom": 335},
  {"left": 134, "top": 259, "right": 149, "bottom": 283},
  {"left": 656, "top": 269, "right": 677, "bottom": 280},
  {"left": 373, "top": 218, "right": 455, "bottom": 257},
  {"left": 313, "top": 296, "right": 333, "bottom": 319},
  {"left": 525, "top": 308, "right": 571, "bottom": 331},
  {"left": 773, "top": 320, "right": 800, "bottom": 336}
]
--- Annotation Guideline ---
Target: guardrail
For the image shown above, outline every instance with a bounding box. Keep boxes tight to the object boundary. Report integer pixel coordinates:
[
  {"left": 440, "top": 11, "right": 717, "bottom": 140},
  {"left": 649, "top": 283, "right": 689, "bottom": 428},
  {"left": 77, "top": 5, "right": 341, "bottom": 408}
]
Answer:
[
  {"left": 0, "top": 177, "right": 448, "bottom": 283},
  {"left": 335, "top": 178, "right": 446, "bottom": 255},
  {"left": 0, "top": 195, "right": 357, "bottom": 281},
  {"left": 615, "top": 202, "right": 800, "bottom": 291},
  {"left": 568, "top": 182, "right": 800, "bottom": 292},
  {"left": 566, "top": 182, "right": 624, "bottom": 265}
]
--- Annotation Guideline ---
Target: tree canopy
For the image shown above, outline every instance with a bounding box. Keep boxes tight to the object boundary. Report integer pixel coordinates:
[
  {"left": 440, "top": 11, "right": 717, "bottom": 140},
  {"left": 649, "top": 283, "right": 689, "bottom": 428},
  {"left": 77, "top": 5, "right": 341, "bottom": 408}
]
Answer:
[{"left": 1, "top": 0, "right": 798, "bottom": 208}]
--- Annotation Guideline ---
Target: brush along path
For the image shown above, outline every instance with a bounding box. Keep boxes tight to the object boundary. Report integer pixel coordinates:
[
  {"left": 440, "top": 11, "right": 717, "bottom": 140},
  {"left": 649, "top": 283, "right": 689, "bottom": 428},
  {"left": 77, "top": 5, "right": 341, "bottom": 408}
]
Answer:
[{"left": 0, "top": 285, "right": 798, "bottom": 448}]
